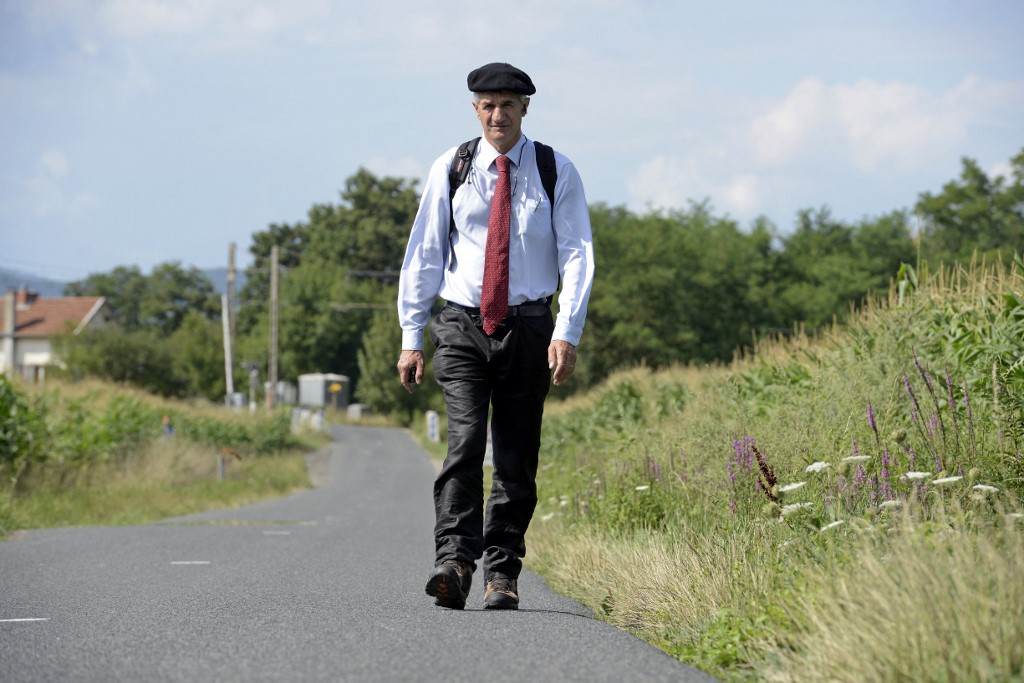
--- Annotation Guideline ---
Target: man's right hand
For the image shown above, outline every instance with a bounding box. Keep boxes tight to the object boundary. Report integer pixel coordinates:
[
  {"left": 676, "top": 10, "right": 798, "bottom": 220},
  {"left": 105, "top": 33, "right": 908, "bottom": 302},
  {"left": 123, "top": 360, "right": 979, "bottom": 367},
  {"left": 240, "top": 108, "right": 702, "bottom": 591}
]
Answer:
[{"left": 397, "top": 350, "right": 425, "bottom": 394}]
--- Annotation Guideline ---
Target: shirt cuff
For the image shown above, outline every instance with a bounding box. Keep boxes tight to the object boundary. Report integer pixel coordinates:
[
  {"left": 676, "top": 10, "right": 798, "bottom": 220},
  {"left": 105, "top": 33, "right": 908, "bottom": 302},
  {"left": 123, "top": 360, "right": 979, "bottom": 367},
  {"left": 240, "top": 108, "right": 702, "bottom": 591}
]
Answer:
[
  {"left": 402, "top": 329, "right": 425, "bottom": 351},
  {"left": 553, "top": 318, "right": 583, "bottom": 347}
]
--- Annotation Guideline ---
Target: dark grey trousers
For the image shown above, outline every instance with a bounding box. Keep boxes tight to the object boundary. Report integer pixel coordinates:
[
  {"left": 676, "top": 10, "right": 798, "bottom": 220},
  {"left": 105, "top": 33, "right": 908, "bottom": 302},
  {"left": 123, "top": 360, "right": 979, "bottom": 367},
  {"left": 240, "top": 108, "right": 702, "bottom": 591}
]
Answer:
[{"left": 429, "top": 304, "right": 553, "bottom": 579}]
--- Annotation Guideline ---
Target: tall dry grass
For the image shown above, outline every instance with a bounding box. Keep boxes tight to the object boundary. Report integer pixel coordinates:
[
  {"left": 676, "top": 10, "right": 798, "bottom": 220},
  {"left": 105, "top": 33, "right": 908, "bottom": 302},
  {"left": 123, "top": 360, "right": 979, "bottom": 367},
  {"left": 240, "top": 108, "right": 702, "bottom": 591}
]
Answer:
[
  {"left": 770, "top": 517, "right": 1024, "bottom": 682},
  {"left": 527, "top": 259, "right": 1024, "bottom": 680}
]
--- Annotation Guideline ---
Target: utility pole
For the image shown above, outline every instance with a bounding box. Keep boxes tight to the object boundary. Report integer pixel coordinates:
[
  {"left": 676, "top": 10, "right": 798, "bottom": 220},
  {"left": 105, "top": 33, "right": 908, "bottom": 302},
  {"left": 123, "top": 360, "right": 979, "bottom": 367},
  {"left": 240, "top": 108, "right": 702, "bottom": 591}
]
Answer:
[
  {"left": 267, "top": 244, "right": 279, "bottom": 408},
  {"left": 223, "top": 242, "right": 237, "bottom": 404},
  {"left": 227, "top": 242, "right": 237, "bottom": 367},
  {"left": 221, "top": 294, "right": 234, "bottom": 402}
]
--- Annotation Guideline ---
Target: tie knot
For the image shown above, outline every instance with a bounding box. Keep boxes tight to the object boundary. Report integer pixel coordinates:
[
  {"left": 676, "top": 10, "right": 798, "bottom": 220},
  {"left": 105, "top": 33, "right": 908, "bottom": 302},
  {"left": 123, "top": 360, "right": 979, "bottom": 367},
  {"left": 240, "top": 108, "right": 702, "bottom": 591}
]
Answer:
[{"left": 496, "top": 155, "right": 510, "bottom": 173}]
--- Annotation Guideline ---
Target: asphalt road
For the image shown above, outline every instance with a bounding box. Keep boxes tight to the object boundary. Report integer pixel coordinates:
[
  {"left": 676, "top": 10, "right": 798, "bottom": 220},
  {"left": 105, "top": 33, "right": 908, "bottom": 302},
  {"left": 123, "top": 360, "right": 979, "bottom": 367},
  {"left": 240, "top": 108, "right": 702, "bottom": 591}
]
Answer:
[{"left": 1, "top": 424, "right": 717, "bottom": 682}]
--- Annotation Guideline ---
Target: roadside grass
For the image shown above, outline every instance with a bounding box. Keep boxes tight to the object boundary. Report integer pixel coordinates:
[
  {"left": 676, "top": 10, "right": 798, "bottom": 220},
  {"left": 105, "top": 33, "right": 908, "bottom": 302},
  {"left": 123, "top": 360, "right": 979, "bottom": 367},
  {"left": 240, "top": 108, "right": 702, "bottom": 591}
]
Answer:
[
  {"left": 1, "top": 378, "right": 326, "bottom": 536},
  {"left": 526, "top": 258, "right": 1024, "bottom": 681},
  {"left": 5, "top": 439, "right": 310, "bottom": 529}
]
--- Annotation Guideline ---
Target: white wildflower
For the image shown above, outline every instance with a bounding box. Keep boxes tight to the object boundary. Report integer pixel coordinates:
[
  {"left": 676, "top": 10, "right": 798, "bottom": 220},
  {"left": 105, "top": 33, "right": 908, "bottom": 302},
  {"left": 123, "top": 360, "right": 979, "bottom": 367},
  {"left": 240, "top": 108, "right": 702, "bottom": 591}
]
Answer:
[
  {"left": 778, "top": 482, "right": 806, "bottom": 493},
  {"left": 842, "top": 455, "right": 870, "bottom": 463},
  {"left": 805, "top": 461, "right": 831, "bottom": 473},
  {"left": 933, "top": 476, "right": 963, "bottom": 486},
  {"left": 880, "top": 500, "right": 902, "bottom": 509},
  {"left": 820, "top": 520, "right": 846, "bottom": 532},
  {"left": 972, "top": 484, "right": 999, "bottom": 494},
  {"left": 780, "top": 502, "right": 813, "bottom": 517},
  {"left": 634, "top": 485, "right": 650, "bottom": 491},
  {"left": 1008, "top": 513, "right": 1023, "bottom": 520},
  {"left": 540, "top": 513, "right": 555, "bottom": 522},
  {"left": 902, "top": 471, "right": 932, "bottom": 481}
]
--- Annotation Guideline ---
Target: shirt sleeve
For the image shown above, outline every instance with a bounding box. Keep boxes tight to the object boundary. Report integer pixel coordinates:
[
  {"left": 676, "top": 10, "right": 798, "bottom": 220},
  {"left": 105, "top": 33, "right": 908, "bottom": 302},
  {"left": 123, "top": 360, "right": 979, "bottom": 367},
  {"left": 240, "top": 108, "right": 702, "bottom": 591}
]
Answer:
[
  {"left": 551, "top": 158, "right": 595, "bottom": 346},
  {"left": 397, "top": 150, "right": 456, "bottom": 350}
]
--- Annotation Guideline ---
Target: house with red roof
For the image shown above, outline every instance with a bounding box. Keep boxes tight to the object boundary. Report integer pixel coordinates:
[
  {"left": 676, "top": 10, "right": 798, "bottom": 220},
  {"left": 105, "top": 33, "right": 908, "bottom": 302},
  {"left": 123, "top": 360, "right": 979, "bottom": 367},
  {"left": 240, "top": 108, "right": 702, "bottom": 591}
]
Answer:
[{"left": 1, "top": 287, "right": 113, "bottom": 383}]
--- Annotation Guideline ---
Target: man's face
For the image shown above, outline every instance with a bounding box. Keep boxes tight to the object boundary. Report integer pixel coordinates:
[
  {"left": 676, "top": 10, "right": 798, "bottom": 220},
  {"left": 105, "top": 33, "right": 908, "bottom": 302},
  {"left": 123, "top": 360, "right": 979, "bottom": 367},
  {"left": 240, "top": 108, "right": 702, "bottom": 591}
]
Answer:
[{"left": 473, "top": 91, "right": 528, "bottom": 153}]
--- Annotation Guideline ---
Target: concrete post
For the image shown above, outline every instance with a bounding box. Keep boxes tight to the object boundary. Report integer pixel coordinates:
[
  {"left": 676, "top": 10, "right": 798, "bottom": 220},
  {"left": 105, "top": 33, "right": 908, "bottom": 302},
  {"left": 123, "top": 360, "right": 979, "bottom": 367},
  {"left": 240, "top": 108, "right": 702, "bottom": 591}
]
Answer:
[{"left": 1, "top": 290, "right": 15, "bottom": 376}]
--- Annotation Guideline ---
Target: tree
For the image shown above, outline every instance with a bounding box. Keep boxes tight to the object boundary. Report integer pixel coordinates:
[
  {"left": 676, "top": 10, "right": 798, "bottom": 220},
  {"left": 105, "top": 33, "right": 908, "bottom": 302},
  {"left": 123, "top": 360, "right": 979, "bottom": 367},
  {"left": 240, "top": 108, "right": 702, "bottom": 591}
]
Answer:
[
  {"left": 140, "top": 262, "right": 220, "bottom": 335},
  {"left": 769, "top": 208, "right": 915, "bottom": 331},
  {"left": 916, "top": 149, "right": 1024, "bottom": 265},
  {"left": 236, "top": 222, "right": 309, "bottom": 334},
  {"left": 303, "top": 168, "right": 420, "bottom": 275},
  {"left": 236, "top": 169, "right": 420, "bottom": 397},
  {"left": 64, "top": 266, "right": 148, "bottom": 331},
  {"left": 356, "top": 309, "right": 443, "bottom": 423},
  {"left": 54, "top": 327, "right": 185, "bottom": 397},
  {"left": 65, "top": 262, "right": 219, "bottom": 335},
  {"left": 169, "top": 311, "right": 226, "bottom": 400},
  {"left": 581, "top": 202, "right": 779, "bottom": 384}
]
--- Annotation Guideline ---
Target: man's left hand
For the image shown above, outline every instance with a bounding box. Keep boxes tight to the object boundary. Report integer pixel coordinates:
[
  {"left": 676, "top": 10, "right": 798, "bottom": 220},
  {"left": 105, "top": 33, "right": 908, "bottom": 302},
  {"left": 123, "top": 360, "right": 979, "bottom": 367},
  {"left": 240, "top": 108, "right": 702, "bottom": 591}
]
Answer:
[{"left": 548, "top": 340, "right": 577, "bottom": 386}]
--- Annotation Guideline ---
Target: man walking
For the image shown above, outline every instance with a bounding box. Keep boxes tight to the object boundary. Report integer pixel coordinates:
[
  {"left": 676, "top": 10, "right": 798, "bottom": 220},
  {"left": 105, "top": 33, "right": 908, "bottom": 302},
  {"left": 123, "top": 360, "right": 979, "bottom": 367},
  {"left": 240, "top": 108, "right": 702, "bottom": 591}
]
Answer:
[{"left": 397, "top": 62, "right": 595, "bottom": 610}]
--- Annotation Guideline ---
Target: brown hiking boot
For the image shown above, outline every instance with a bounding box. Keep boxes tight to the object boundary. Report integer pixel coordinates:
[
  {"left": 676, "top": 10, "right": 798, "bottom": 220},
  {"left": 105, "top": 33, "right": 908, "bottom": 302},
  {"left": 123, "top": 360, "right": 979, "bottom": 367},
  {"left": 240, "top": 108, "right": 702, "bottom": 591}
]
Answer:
[
  {"left": 425, "top": 560, "right": 473, "bottom": 610},
  {"left": 483, "top": 576, "right": 519, "bottom": 610}
]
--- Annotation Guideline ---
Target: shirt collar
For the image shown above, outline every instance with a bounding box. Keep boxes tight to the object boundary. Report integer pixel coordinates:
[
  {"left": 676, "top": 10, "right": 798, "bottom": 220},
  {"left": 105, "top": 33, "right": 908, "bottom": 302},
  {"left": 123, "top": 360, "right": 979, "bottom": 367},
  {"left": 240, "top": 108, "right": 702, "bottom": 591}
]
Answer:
[{"left": 477, "top": 134, "right": 528, "bottom": 170}]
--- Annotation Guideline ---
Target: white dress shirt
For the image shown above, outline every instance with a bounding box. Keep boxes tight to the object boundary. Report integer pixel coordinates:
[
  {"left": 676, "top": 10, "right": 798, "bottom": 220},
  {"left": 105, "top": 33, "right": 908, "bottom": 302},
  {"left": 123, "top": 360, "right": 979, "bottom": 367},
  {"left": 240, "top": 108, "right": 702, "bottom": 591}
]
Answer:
[{"left": 398, "top": 134, "right": 595, "bottom": 350}]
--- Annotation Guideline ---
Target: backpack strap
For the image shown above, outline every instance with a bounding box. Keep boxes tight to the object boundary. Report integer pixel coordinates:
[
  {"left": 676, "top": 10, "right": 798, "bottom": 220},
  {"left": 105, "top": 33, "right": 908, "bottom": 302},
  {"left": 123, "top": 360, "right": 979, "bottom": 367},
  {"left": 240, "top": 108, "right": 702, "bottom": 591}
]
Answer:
[
  {"left": 533, "top": 141, "right": 557, "bottom": 209},
  {"left": 449, "top": 138, "right": 481, "bottom": 234}
]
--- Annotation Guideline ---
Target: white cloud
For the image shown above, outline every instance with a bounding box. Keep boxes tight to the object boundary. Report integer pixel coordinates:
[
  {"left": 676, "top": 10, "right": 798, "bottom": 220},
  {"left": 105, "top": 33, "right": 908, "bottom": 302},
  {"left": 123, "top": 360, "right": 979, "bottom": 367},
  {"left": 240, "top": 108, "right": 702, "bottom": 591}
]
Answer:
[
  {"left": 750, "top": 75, "right": 1024, "bottom": 171},
  {"left": 833, "top": 79, "right": 962, "bottom": 169},
  {"left": 26, "top": 151, "right": 97, "bottom": 217},
  {"left": 750, "top": 77, "right": 830, "bottom": 164},
  {"left": 626, "top": 156, "right": 765, "bottom": 219},
  {"left": 626, "top": 156, "right": 698, "bottom": 212},
  {"left": 40, "top": 150, "right": 69, "bottom": 178},
  {"left": 988, "top": 160, "right": 1014, "bottom": 181},
  {"left": 29, "top": 0, "right": 333, "bottom": 47}
]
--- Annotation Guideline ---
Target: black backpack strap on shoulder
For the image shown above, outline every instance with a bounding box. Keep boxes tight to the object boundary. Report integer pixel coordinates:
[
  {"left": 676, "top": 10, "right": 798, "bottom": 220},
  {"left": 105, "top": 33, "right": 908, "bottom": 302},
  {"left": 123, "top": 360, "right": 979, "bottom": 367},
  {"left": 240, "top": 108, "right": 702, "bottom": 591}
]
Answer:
[
  {"left": 447, "top": 137, "right": 481, "bottom": 269},
  {"left": 533, "top": 141, "right": 557, "bottom": 209},
  {"left": 449, "top": 138, "right": 481, "bottom": 226}
]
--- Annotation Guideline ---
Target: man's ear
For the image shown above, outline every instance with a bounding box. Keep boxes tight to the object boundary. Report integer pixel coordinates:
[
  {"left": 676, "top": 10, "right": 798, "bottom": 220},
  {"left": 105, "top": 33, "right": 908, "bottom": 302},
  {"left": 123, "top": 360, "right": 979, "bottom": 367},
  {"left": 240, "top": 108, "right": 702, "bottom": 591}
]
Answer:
[{"left": 522, "top": 98, "right": 530, "bottom": 115}]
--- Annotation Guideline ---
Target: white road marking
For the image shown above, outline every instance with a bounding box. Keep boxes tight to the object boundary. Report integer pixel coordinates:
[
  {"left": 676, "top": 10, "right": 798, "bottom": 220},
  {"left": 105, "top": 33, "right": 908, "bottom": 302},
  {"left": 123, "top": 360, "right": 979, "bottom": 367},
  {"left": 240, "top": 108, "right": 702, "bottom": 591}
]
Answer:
[
  {"left": 1, "top": 618, "right": 49, "bottom": 623},
  {"left": 170, "top": 561, "right": 211, "bottom": 565},
  {"left": 263, "top": 530, "right": 290, "bottom": 535}
]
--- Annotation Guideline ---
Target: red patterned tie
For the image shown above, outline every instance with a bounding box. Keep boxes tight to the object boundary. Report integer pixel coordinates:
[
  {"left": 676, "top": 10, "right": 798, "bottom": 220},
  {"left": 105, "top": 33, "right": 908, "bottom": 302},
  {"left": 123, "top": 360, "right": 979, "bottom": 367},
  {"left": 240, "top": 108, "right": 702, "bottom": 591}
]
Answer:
[{"left": 481, "top": 155, "right": 511, "bottom": 335}]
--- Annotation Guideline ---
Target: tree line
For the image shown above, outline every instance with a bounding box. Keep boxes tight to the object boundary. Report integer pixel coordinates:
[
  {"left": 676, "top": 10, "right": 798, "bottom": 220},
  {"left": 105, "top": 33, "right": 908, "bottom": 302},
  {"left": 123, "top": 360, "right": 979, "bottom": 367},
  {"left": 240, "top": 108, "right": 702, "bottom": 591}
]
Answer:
[{"left": 58, "top": 149, "right": 1024, "bottom": 422}]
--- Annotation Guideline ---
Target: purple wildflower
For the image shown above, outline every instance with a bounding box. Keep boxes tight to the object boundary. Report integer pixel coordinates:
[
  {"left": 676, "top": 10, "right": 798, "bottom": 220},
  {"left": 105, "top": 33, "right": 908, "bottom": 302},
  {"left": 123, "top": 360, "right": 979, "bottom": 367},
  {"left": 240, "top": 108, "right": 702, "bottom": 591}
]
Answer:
[
  {"left": 727, "top": 462, "right": 736, "bottom": 485},
  {"left": 914, "top": 352, "right": 934, "bottom": 391},
  {"left": 945, "top": 370, "right": 956, "bottom": 412}
]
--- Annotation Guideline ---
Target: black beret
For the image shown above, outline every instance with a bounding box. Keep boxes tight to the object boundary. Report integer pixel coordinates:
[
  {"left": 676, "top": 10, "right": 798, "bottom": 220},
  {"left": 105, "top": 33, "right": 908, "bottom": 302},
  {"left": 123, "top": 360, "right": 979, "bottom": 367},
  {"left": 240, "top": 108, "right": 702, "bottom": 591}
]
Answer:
[{"left": 467, "top": 62, "right": 536, "bottom": 95}]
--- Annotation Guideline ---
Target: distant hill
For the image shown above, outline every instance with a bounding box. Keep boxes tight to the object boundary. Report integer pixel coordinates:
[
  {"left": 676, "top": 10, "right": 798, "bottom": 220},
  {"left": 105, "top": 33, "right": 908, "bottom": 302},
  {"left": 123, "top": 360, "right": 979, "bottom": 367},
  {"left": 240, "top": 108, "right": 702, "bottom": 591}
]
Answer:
[
  {"left": 0, "top": 267, "right": 67, "bottom": 296},
  {"left": 0, "top": 266, "right": 245, "bottom": 297}
]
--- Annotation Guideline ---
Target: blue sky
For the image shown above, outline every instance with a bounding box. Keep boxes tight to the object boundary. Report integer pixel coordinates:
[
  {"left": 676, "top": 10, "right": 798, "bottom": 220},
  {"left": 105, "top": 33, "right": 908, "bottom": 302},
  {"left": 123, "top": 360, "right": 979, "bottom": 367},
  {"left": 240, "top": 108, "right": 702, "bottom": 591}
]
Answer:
[{"left": 1, "top": 0, "right": 1022, "bottom": 281}]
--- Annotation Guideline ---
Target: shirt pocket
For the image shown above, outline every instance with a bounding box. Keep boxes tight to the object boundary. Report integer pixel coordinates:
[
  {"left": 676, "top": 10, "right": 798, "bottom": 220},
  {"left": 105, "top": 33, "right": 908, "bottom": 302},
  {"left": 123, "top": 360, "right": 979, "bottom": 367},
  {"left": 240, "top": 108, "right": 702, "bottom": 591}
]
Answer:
[{"left": 516, "top": 187, "right": 552, "bottom": 237}]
